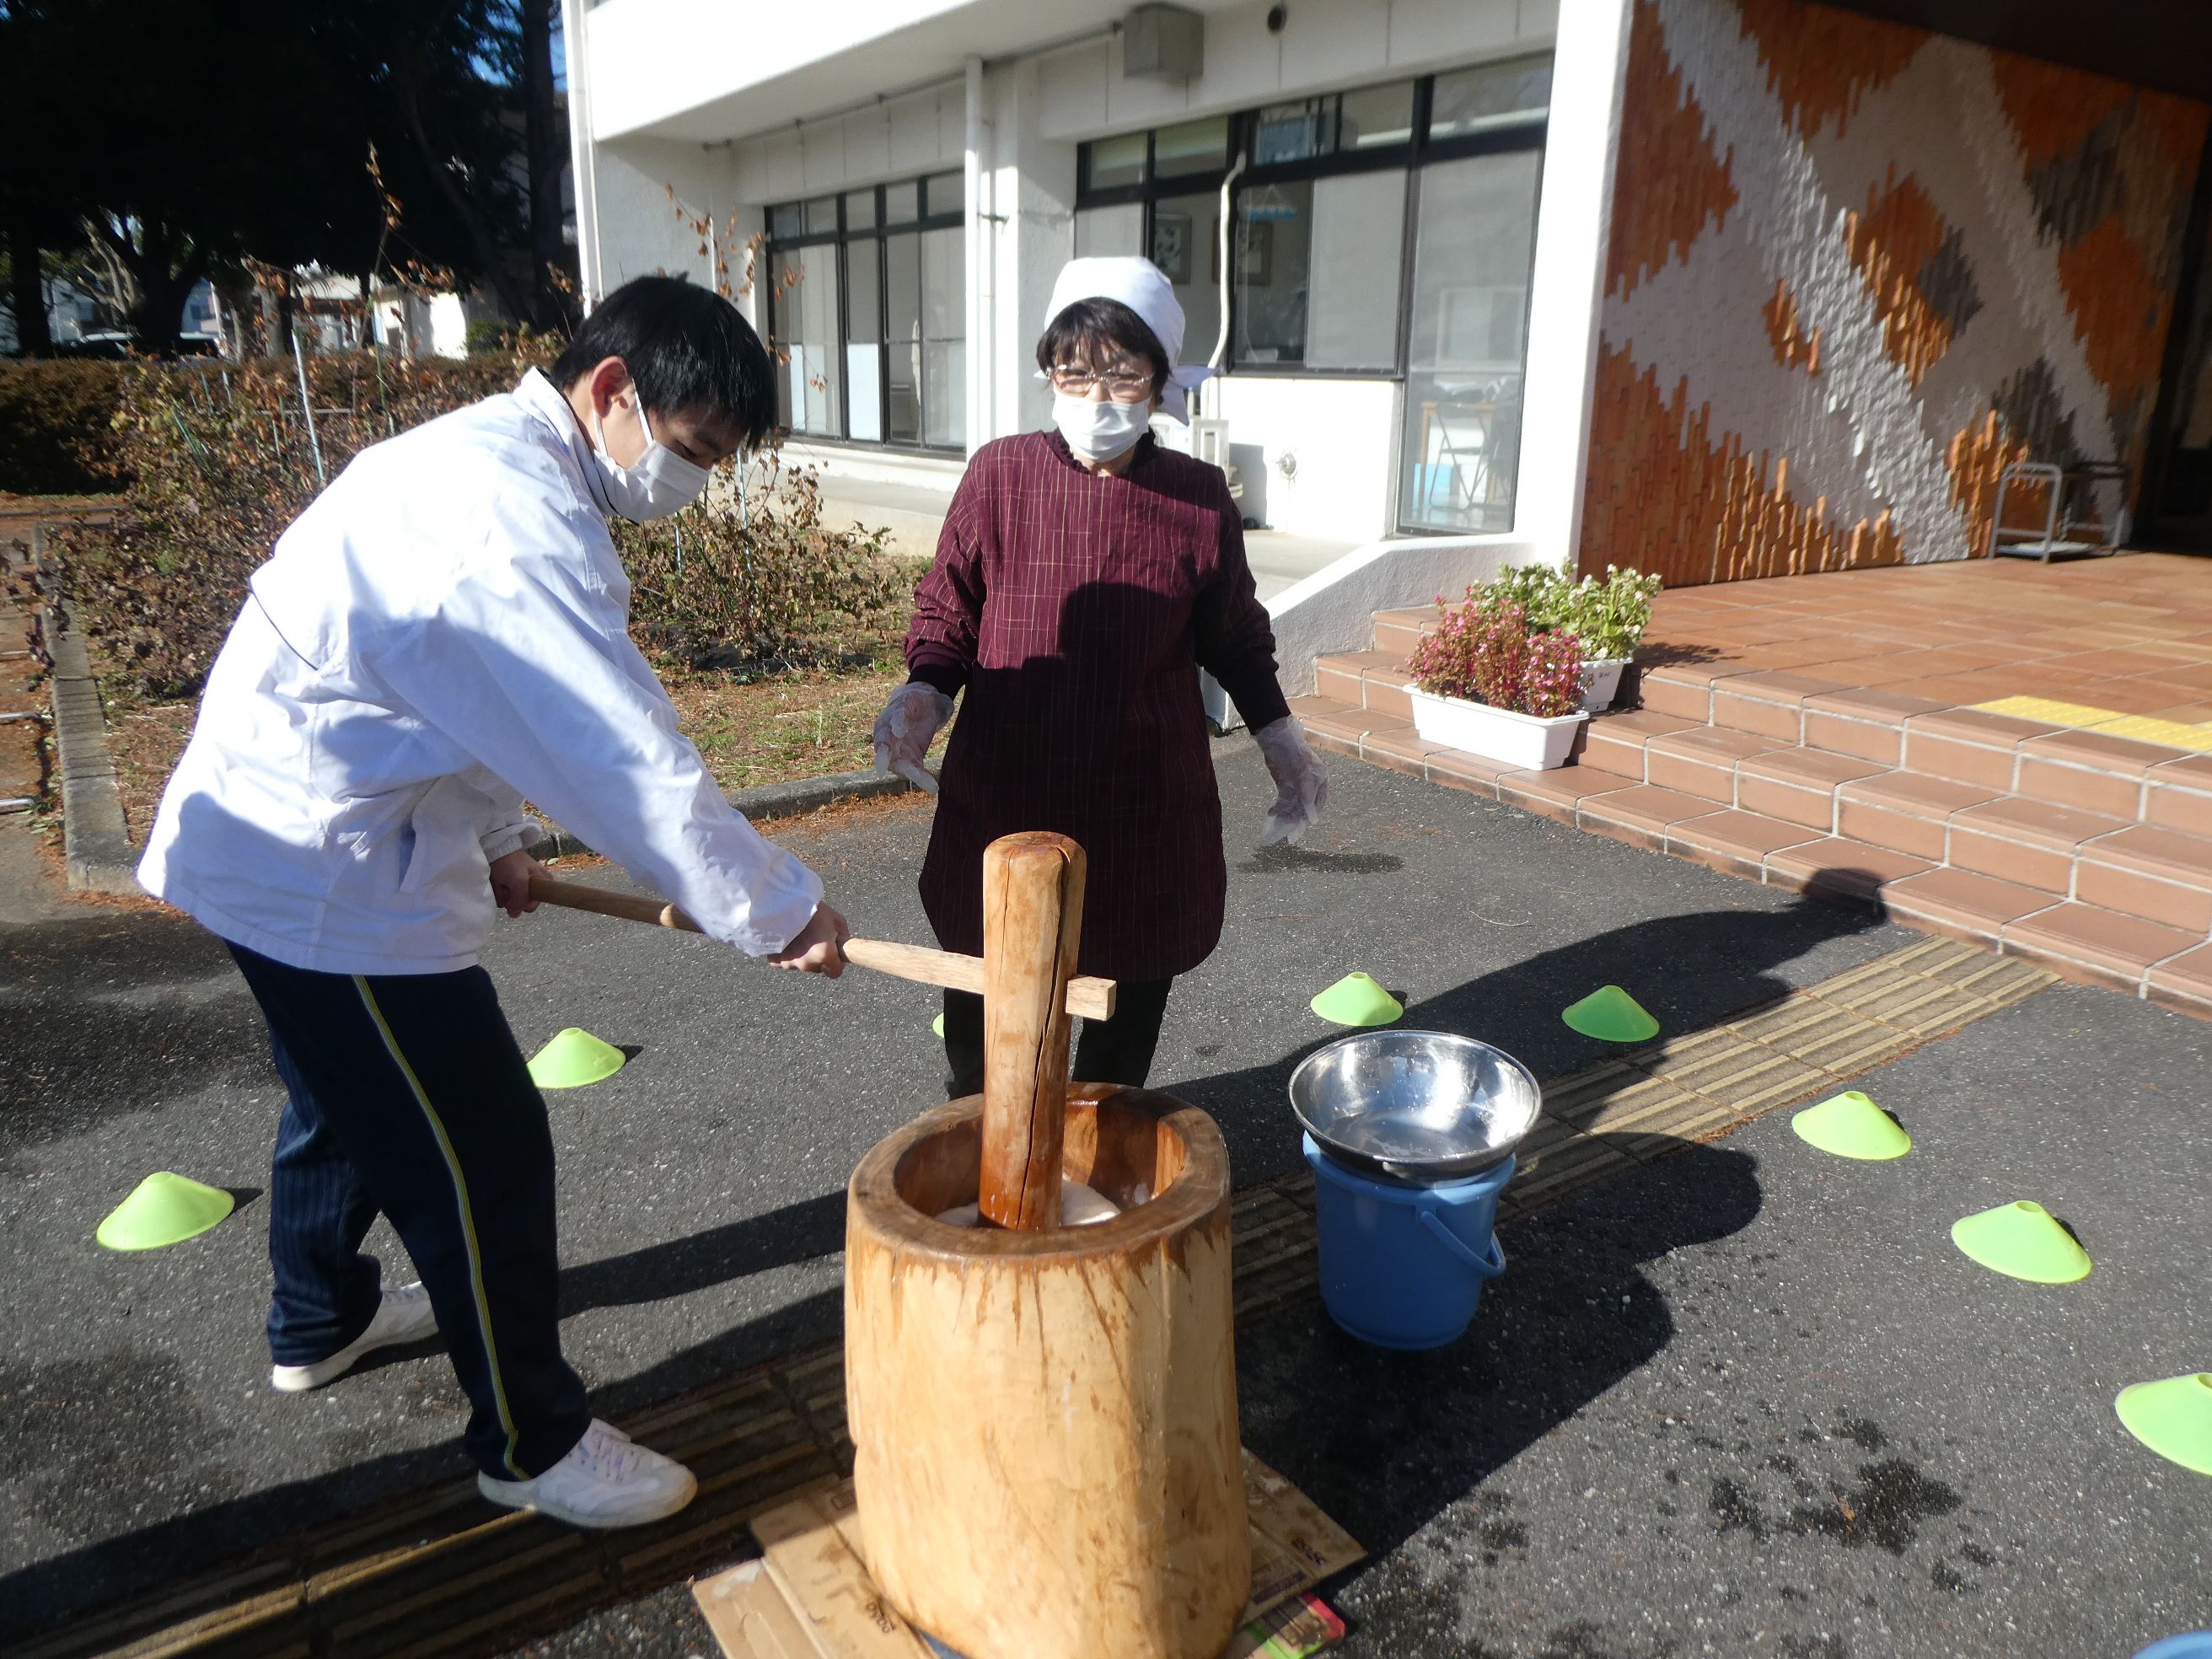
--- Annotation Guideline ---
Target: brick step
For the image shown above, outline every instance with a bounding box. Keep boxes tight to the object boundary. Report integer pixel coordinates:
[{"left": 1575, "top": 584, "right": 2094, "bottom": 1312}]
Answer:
[
  {"left": 1368, "top": 609, "right": 2212, "bottom": 834},
  {"left": 1291, "top": 685, "right": 2212, "bottom": 1016},
  {"left": 1580, "top": 706, "right": 2212, "bottom": 927}
]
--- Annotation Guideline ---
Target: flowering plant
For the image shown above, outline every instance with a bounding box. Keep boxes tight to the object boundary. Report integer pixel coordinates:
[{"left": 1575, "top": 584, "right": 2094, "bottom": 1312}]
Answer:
[
  {"left": 1407, "top": 593, "right": 1585, "bottom": 718},
  {"left": 1472, "top": 561, "right": 1660, "bottom": 661}
]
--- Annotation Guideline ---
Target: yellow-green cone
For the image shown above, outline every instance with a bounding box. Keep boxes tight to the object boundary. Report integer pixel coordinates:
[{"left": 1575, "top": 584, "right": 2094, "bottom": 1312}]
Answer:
[
  {"left": 1561, "top": 985, "right": 1659, "bottom": 1043},
  {"left": 528, "top": 1027, "right": 626, "bottom": 1089},
  {"left": 96, "top": 1172, "right": 235, "bottom": 1251},
  {"left": 2116, "top": 1372, "right": 2212, "bottom": 1476},
  {"left": 1310, "top": 973, "right": 1404, "bottom": 1028},
  {"left": 1792, "top": 1091, "right": 1912, "bottom": 1161},
  {"left": 1950, "top": 1200, "right": 2091, "bottom": 1284}
]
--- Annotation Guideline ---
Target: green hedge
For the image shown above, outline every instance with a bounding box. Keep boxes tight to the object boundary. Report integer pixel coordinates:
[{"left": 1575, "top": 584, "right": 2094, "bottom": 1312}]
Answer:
[{"left": 0, "top": 359, "right": 129, "bottom": 495}]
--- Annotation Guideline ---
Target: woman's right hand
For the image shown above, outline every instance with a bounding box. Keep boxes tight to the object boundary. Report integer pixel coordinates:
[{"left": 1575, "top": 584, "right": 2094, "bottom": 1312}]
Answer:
[{"left": 872, "top": 681, "right": 956, "bottom": 794}]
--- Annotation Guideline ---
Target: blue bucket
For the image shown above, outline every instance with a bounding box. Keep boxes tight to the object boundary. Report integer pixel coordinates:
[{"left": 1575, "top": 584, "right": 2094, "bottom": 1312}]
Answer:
[
  {"left": 2135, "top": 1637, "right": 2212, "bottom": 1659},
  {"left": 1302, "top": 1133, "right": 1511, "bottom": 1350}
]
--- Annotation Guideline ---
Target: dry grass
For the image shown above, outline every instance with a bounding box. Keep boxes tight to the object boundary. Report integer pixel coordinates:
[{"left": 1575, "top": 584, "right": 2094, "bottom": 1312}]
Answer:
[
  {"left": 92, "top": 651, "right": 938, "bottom": 849},
  {"left": 105, "top": 695, "right": 198, "bottom": 842},
  {"left": 663, "top": 668, "right": 910, "bottom": 794}
]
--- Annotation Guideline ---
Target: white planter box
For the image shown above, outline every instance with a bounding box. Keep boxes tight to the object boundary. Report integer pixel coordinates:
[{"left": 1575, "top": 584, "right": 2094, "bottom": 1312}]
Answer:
[
  {"left": 1580, "top": 658, "right": 1628, "bottom": 714},
  {"left": 1410, "top": 689, "right": 1588, "bottom": 771}
]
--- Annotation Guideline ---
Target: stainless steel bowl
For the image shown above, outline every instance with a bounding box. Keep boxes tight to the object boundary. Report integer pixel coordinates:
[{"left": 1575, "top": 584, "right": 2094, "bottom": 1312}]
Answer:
[{"left": 1290, "top": 1029, "right": 1542, "bottom": 1183}]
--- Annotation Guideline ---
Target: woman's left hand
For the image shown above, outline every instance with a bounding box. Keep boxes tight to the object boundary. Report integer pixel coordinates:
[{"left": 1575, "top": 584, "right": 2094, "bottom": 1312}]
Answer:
[{"left": 1252, "top": 717, "right": 1329, "bottom": 846}]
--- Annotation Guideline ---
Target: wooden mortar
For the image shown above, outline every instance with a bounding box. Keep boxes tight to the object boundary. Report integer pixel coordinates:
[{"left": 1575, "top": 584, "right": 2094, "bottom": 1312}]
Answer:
[{"left": 844, "top": 835, "right": 1249, "bottom": 1659}]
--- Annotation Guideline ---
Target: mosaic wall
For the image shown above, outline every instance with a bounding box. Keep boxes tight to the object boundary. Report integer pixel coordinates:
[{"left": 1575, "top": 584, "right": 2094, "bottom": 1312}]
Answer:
[{"left": 1579, "top": 0, "right": 2209, "bottom": 586}]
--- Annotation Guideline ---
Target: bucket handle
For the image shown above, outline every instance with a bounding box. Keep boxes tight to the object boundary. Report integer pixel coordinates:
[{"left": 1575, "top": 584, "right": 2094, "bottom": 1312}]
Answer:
[{"left": 1416, "top": 1209, "right": 1506, "bottom": 1279}]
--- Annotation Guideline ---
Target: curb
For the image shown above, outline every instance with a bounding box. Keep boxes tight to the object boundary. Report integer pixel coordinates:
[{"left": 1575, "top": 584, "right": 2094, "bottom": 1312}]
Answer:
[
  {"left": 529, "top": 767, "right": 918, "bottom": 861},
  {"left": 10, "top": 519, "right": 142, "bottom": 896},
  {"left": 46, "top": 609, "right": 142, "bottom": 894}
]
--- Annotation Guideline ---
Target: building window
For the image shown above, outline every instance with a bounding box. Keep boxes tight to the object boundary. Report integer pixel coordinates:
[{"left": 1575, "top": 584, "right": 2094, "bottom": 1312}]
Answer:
[
  {"left": 1072, "top": 115, "right": 1232, "bottom": 374},
  {"left": 1075, "top": 57, "right": 1548, "bottom": 534},
  {"left": 765, "top": 170, "right": 964, "bottom": 449}
]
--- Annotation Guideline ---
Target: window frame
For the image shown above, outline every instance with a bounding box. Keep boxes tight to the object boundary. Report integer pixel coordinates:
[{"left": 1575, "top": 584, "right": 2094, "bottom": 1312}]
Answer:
[
  {"left": 764, "top": 175, "right": 966, "bottom": 453},
  {"left": 1073, "top": 64, "right": 1549, "bottom": 384}
]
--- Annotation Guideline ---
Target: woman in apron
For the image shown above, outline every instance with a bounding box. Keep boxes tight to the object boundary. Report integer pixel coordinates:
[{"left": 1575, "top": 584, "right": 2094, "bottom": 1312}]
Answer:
[{"left": 873, "top": 256, "right": 1329, "bottom": 1094}]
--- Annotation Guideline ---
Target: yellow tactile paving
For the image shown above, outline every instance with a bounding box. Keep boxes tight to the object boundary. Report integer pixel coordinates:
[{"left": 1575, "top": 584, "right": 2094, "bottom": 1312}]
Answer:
[
  {"left": 1973, "top": 695, "right": 2134, "bottom": 727},
  {"left": 1971, "top": 696, "right": 2212, "bottom": 752},
  {"left": 2089, "top": 715, "right": 2212, "bottom": 752}
]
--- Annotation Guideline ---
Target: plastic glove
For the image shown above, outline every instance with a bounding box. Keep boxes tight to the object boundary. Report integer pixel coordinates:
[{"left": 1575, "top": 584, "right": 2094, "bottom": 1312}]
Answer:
[
  {"left": 1252, "top": 716, "right": 1328, "bottom": 846},
  {"left": 872, "top": 681, "right": 956, "bottom": 794}
]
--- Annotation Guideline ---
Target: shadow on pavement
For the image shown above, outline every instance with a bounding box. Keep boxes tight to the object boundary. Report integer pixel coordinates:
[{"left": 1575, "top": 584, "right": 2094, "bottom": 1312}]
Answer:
[
  {"left": 0, "top": 1286, "right": 848, "bottom": 1647},
  {"left": 557, "top": 1190, "right": 845, "bottom": 1320},
  {"left": 3, "top": 893, "right": 1856, "bottom": 1643},
  {"left": 1181, "top": 893, "right": 1882, "bottom": 1177},
  {"left": 1239, "top": 1132, "right": 1762, "bottom": 1581}
]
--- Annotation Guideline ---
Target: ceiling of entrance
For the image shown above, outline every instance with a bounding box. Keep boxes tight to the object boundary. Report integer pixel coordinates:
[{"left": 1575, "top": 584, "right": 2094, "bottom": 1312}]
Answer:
[{"left": 1822, "top": 0, "right": 2212, "bottom": 108}]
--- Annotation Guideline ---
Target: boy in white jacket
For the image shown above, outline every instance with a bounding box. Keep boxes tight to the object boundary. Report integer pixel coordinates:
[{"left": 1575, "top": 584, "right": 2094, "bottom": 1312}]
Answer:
[{"left": 141, "top": 276, "right": 847, "bottom": 1529}]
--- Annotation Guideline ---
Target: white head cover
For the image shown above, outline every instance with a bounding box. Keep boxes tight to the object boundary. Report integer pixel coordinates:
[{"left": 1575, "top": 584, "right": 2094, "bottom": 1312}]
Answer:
[{"left": 1040, "top": 256, "right": 1213, "bottom": 422}]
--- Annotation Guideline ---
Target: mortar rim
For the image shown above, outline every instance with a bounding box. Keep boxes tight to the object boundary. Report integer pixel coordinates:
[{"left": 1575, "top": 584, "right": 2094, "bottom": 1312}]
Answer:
[{"left": 846, "top": 1083, "right": 1232, "bottom": 1263}]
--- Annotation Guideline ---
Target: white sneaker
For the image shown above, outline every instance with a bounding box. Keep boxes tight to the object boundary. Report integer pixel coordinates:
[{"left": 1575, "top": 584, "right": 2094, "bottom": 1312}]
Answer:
[
  {"left": 269, "top": 1281, "right": 439, "bottom": 1393},
  {"left": 476, "top": 1419, "right": 696, "bottom": 1529}
]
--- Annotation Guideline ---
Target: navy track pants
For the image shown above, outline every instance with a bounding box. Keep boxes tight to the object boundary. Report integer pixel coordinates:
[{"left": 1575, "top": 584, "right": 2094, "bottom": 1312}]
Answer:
[{"left": 228, "top": 942, "right": 589, "bottom": 1479}]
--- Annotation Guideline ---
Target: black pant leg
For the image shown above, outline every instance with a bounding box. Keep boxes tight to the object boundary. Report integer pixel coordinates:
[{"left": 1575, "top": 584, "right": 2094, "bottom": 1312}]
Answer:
[
  {"left": 228, "top": 945, "right": 590, "bottom": 1479},
  {"left": 1072, "top": 976, "right": 1174, "bottom": 1089},
  {"left": 942, "top": 987, "right": 985, "bottom": 1099},
  {"left": 260, "top": 1055, "right": 384, "bottom": 1365}
]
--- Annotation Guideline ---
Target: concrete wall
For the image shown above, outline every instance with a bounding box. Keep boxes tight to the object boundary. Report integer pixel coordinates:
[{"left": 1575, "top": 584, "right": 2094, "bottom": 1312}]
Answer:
[
  {"left": 587, "top": 137, "right": 733, "bottom": 296},
  {"left": 728, "top": 83, "right": 969, "bottom": 201},
  {"left": 572, "top": 0, "right": 1616, "bottom": 557},
  {"left": 1210, "top": 377, "right": 1402, "bottom": 542},
  {"left": 1033, "top": 0, "right": 1550, "bottom": 141},
  {"left": 1579, "top": 0, "right": 2211, "bottom": 587}
]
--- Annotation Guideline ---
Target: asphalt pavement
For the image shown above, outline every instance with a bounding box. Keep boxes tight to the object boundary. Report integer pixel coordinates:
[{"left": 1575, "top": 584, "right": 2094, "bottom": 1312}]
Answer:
[{"left": 6, "top": 743, "right": 2205, "bottom": 1654}]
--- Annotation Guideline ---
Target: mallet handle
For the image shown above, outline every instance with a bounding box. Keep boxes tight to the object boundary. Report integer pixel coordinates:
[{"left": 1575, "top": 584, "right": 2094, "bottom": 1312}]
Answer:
[{"left": 525, "top": 872, "right": 1118, "bottom": 1021}]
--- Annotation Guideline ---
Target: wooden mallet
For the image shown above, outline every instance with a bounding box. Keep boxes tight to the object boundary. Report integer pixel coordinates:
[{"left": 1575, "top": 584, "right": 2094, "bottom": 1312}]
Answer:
[{"left": 524, "top": 871, "right": 1116, "bottom": 1023}]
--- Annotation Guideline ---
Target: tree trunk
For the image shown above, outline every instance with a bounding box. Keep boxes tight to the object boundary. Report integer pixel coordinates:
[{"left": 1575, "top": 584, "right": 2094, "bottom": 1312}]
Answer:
[
  {"left": 275, "top": 276, "right": 295, "bottom": 357},
  {"left": 521, "top": 0, "right": 569, "bottom": 331},
  {"left": 396, "top": 81, "right": 535, "bottom": 328},
  {"left": 101, "top": 216, "right": 205, "bottom": 357},
  {"left": 7, "top": 216, "right": 52, "bottom": 357}
]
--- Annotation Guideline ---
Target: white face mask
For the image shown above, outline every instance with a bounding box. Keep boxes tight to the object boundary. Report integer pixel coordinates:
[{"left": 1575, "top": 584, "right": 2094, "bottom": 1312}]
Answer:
[
  {"left": 1053, "top": 391, "right": 1152, "bottom": 464},
  {"left": 589, "top": 393, "right": 712, "bottom": 521}
]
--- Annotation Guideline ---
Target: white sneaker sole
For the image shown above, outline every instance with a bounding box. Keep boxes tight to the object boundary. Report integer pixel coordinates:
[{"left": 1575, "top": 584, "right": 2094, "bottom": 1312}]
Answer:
[
  {"left": 270, "top": 1299, "right": 438, "bottom": 1393},
  {"left": 475, "top": 1466, "right": 698, "bottom": 1530}
]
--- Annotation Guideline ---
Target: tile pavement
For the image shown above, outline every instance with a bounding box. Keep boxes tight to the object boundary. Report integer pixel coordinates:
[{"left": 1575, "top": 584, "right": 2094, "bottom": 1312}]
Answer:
[{"left": 1304, "top": 556, "right": 2212, "bottom": 1017}]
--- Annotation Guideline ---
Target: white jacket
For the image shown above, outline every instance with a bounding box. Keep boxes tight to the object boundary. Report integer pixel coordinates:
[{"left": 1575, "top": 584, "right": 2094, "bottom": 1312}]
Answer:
[{"left": 138, "top": 369, "right": 824, "bottom": 974}]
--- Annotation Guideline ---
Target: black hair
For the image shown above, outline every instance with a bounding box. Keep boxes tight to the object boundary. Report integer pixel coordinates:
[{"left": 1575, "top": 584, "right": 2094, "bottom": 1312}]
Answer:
[
  {"left": 552, "top": 275, "right": 776, "bottom": 448},
  {"left": 1034, "top": 297, "right": 1171, "bottom": 395}
]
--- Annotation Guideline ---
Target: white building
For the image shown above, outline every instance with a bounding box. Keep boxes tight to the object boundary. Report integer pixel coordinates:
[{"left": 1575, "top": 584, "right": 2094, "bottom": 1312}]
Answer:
[
  {"left": 562, "top": 0, "right": 2212, "bottom": 687},
  {"left": 562, "top": 0, "right": 1628, "bottom": 682}
]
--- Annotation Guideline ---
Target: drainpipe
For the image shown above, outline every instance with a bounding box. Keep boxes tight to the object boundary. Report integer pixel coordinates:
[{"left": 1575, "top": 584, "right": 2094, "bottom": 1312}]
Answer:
[
  {"left": 559, "top": 0, "right": 604, "bottom": 308},
  {"left": 964, "top": 55, "right": 989, "bottom": 456},
  {"left": 1207, "top": 150, "right": 1247, "bottom": 380}
]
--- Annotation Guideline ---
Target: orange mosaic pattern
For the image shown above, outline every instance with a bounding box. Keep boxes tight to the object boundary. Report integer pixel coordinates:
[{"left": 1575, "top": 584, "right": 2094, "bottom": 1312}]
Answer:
[
  {"left": 1945, "top": 411, "right": 2038, "bottom": 545},
  {"left": 1581, "top": 0, "right": 2210, "bottom": 587},
  {"left": 2056, "top": 217, "right": 2170, "bottom": 447},
  {"left": 1844, "top": 175, "right": 1953, "bottom": 388},
  {"left": 1762, "top": 279, "right": 1819, "bottom": 374},
  {"left": 1732, "top": 0, "right": 1920, "bottom": 140},
  {"left": 1607, "top": 0, "right": 1738, "bottom": 303},
  {"left": 1584, "top": 343, "right": 1903, "bottom": 589}
]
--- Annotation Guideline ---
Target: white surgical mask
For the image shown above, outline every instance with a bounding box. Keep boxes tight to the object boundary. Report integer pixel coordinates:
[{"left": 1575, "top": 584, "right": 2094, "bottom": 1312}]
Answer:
[
  {"left": 589, "top": 393, "right": 712, "bottom": 521},
  {"left": 1053, "top": 391, "right": 1152, "bottom": 464}
]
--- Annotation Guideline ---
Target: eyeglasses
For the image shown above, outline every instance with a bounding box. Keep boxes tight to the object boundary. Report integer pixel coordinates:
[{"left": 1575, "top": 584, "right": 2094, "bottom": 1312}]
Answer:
[{"left": 1049, "top": 364, "right": 1155, "bottom": 400}]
